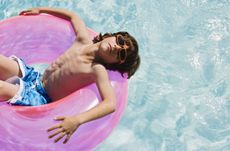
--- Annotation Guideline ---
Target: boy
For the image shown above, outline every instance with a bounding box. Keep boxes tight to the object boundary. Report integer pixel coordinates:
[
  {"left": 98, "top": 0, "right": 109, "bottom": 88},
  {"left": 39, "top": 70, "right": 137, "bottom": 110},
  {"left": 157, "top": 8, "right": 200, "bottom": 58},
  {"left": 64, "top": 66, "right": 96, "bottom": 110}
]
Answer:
[{"left": 0, "top": 7, "right": 140, "bottom": 144}]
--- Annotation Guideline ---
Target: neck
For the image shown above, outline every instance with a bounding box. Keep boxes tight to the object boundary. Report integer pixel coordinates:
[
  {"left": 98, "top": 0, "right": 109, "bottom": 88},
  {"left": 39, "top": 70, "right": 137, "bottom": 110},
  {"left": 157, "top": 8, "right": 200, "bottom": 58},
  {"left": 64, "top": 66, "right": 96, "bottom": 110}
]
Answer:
[{"left": 81, "top": 42, "right": 102, "bottom": 63}]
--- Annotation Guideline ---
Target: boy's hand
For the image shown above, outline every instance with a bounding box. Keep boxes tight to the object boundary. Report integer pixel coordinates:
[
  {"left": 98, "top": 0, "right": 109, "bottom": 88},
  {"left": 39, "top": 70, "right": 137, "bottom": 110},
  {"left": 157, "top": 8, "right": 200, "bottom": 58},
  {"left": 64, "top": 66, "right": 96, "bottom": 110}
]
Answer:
[
  {"left": 47, "top": 116, "right": 81, "bottom": 144},
  {"left": 19, "top": 8, "right": 40, "bottom": 16}
]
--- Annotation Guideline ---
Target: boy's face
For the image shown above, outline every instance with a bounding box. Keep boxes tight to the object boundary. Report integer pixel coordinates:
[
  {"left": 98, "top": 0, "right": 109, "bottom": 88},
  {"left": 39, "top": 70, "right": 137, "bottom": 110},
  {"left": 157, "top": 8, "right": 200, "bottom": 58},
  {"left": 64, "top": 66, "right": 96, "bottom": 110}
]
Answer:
[{"left": 98, "top": 35, "right": 129, "bottom": 64}]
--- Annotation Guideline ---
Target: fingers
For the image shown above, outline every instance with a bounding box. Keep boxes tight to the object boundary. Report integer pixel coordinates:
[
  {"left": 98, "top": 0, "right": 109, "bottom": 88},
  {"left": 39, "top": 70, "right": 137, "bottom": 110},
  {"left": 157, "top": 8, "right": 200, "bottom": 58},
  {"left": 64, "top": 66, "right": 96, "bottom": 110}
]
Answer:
[
  {"left": 47, "top": 124, "right": 61, "bottom": 132},
  {"left": 21, "top": 12, "right": 37, "bottom": 16},
  {"left": 19, "top": 10, "right": 32, "bottom": 15},
  {"left": 47, "top": 116, "right": 73, "bottom": 144},
  {"left": 19, "top": 10, "right": 39, "bottom": 16},
  {"left": 54, "top": 116, "right": 65, "bottom": 121},
  {"left": 54, "top": 132, "right": 66, "bottom": 143},
  {"left": 48, "top": 127, "right": 72, "bottom": 144},
  {"left": 63, "top": 133, "right": 72, "bottom": 144},
  {"left": 48, "top": 128, "right": 64, "bottom": 139},
  {"left": 47, "top": 117, "right": 65, "bottom": 132}
]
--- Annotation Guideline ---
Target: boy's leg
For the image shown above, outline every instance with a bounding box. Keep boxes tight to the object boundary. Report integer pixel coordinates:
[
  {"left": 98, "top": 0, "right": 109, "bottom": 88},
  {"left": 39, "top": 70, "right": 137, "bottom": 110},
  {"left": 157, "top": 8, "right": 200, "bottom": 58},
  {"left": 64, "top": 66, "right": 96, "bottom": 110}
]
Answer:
[
  {"left": 0, "top": 80, "right": 19, "bottom": 101},
  {"left": 0, "top": 54, "right": 22, "bottom": 80}
]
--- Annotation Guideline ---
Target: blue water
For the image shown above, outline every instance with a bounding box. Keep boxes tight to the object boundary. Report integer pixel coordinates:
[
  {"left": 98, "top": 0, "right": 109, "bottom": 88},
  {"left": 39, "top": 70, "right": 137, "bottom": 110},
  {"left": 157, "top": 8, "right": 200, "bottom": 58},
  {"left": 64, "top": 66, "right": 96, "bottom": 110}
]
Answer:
[{"left": 1, "top": 0, "right": 230, "bottom": 151}]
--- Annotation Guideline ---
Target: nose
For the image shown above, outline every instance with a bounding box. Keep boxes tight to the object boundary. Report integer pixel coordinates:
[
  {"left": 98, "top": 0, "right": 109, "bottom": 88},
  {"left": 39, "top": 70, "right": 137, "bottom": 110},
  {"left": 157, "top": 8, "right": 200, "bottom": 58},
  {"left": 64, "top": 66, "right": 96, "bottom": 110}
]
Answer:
[{"left": 113, "top": 45, "right": 122, "bottom": 51}]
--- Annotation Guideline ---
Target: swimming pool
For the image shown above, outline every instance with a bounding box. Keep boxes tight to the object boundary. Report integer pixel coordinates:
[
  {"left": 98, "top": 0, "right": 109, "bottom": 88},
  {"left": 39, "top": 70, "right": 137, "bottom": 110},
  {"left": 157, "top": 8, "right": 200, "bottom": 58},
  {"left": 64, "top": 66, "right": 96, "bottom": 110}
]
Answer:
[{"left": 1, "top": 0, "right": 230, "bottom": 151}]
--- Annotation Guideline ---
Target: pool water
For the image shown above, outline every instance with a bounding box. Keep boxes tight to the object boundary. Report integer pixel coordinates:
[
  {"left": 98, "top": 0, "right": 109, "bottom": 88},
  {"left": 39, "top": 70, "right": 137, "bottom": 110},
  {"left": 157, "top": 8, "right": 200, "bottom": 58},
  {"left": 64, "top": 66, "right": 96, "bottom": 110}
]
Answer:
[{"left": 1, "top": 0, "right": 230, "bottom": 151}]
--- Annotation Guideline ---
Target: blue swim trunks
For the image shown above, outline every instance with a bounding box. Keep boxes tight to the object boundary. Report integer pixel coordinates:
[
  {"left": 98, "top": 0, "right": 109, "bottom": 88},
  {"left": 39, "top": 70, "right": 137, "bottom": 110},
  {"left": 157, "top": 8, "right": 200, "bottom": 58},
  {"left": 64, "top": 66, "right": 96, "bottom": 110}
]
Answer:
[{"left": 7, "top": 56, "right": 51, "bottom": 106}]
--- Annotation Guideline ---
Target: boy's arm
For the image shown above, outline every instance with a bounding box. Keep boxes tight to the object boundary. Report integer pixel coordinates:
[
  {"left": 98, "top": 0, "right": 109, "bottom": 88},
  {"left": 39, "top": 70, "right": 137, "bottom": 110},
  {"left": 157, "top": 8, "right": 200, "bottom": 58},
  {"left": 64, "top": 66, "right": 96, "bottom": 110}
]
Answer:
[
  {"left": 47, "top": 65, "right": 116, "bottom": 144},
  {"left": 20, "top": 7, "right": 91, "bottom": 44},
  {"left": 74, "top": 64, "right": 117, "bottom": 124}
]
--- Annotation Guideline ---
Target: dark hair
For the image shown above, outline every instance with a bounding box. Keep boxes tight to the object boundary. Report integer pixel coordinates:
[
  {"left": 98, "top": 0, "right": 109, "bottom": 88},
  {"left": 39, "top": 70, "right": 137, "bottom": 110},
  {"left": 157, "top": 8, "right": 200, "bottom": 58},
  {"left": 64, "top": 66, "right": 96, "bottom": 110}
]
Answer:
[{"left": 93, "top": 32, "right": 140, "bottom": 79}]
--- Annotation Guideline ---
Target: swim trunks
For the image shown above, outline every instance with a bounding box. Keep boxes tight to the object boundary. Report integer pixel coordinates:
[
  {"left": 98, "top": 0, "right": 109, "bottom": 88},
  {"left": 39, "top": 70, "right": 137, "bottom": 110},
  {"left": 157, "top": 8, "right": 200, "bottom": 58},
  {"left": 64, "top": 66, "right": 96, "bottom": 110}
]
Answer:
[{"left": 6, "top": 56, "right": 51, "bottom": 106}]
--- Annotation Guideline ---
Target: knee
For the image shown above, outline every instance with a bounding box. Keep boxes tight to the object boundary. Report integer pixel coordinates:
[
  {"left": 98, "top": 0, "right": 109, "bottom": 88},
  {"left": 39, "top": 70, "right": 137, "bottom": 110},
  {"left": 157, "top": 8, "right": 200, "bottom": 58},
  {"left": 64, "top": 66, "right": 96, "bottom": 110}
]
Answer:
[{"left": 0, "top": 80, "right": 18, "bottom": 100}]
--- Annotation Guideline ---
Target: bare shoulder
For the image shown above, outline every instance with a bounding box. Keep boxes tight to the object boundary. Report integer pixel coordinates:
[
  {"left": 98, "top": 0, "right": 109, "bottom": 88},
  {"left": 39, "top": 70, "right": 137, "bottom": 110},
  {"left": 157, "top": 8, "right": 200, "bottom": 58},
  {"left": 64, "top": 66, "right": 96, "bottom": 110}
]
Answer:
[
  {"left": 75, "top": 30, "right": 92, "bottom": 45},
  {"left": 91, "top": 64, "right": 109, "bottom": 81}
]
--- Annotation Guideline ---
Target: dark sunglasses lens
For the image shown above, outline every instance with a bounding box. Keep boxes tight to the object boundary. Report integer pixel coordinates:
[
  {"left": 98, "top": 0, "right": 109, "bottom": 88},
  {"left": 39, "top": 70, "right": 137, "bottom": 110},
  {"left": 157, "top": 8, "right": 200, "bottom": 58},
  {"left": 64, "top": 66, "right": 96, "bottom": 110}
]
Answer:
[
  {"left": 119, "top": 49, "right": 126, "bottom": 60},
  {"left": 117, "top": 35, "right": 125, "bottom": 46}
]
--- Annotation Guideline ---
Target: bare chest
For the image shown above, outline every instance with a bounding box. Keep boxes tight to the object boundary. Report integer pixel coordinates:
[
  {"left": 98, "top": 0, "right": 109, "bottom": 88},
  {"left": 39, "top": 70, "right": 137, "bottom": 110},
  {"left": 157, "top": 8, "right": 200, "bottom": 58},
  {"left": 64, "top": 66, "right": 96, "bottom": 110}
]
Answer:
[{"left": 42, "top": 52, "right": 95, "bottom": 100}]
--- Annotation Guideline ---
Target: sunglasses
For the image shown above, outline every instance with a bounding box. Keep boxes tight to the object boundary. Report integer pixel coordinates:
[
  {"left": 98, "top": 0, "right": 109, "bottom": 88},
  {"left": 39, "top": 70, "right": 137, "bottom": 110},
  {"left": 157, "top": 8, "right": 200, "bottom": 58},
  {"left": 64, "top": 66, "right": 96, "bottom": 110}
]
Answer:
[{"left": 116, "top": 34, "right": 128, "bottom": 64}]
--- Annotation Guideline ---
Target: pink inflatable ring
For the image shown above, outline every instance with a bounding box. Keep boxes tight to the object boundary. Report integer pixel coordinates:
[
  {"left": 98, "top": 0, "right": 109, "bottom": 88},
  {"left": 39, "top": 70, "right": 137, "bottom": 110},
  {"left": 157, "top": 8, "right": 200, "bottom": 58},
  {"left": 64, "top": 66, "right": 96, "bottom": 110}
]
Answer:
[{"left": 0, "top": 15, "right": 128, "bottom": 150}]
